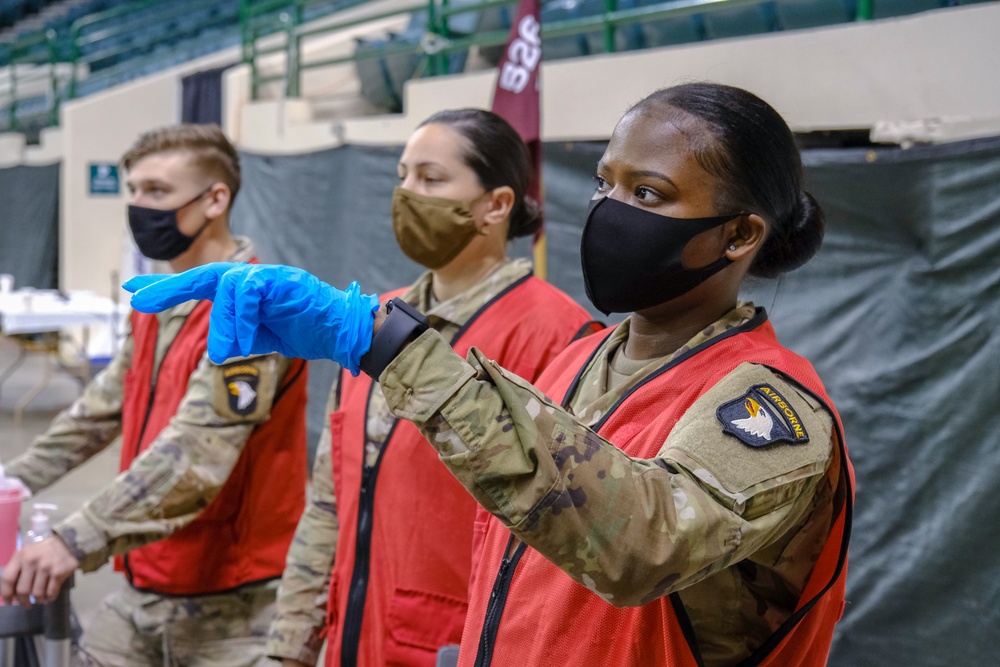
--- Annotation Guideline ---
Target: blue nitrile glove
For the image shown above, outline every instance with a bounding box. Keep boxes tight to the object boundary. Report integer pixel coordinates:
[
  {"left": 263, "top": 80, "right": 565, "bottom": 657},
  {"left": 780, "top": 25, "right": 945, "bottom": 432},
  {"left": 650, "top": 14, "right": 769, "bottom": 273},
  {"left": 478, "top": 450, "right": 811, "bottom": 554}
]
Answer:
[{"left": 123, "top": 263, "right": 380, "bottom": 374}]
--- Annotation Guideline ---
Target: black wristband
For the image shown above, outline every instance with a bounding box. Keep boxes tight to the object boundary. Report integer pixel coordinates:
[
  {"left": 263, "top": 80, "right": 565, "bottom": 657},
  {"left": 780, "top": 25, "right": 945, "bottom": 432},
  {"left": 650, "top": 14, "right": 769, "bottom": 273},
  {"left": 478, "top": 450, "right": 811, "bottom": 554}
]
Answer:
[{"left": 359, "top": 297, "right": 430, "bottom": 379}]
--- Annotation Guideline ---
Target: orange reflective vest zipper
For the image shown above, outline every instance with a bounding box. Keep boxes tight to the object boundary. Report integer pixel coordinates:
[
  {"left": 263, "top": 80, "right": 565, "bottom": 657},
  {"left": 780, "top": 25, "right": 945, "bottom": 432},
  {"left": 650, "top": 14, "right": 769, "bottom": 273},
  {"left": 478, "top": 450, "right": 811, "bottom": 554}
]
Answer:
[
  {"left": 118, "top": 295, "right": 309, "bottom": 596},
  {"left": 325, "top": 276, "right": 602, "bottom": 667}
]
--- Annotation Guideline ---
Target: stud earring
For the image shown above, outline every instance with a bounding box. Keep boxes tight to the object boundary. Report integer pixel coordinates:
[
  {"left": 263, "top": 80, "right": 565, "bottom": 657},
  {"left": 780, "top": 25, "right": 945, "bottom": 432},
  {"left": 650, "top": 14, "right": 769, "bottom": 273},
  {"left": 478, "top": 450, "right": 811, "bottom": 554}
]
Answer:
[{"left": 728, "top": 244, "right": 737, "bottom": 251}]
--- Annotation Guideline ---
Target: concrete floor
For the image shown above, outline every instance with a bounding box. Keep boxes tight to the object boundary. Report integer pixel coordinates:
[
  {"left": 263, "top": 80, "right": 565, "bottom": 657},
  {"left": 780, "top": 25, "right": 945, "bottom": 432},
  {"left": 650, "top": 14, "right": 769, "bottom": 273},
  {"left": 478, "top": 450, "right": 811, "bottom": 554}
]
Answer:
[{"left": 0, "top": 336, "right": 124, "bottom": 628}]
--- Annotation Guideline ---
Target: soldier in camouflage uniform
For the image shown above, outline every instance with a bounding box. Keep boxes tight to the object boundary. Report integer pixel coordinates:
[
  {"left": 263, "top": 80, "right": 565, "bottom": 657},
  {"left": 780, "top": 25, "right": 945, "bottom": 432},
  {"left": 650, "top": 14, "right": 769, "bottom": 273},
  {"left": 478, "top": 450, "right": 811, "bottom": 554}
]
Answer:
[
  {"left": 374, "top": 85, "right": 852, "bottom": 666},
  {"left": 126, "top": 84, "right": 854, "bottom": 667},
  {"left": 1, "top": 125, "right": 308, "bottom": 666},
  {"left": 266, "top": 110, "right": 597, "bottom": 666}
]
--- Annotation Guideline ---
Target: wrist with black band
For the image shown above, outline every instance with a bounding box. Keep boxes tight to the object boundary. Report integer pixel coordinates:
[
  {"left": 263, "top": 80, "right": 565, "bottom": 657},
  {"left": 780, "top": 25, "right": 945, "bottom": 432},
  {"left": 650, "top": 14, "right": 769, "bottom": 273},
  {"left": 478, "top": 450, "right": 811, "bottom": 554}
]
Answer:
[{"left": 359, "top": 297, "right": 430, "bottom": 378}]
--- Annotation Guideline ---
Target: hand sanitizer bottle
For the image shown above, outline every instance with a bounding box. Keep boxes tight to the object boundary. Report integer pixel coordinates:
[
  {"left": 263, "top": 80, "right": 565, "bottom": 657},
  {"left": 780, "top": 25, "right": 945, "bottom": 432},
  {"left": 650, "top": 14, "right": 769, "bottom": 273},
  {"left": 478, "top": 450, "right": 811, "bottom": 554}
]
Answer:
[{"left": 24, "top": 503, "right": 58, "bottom": 545}]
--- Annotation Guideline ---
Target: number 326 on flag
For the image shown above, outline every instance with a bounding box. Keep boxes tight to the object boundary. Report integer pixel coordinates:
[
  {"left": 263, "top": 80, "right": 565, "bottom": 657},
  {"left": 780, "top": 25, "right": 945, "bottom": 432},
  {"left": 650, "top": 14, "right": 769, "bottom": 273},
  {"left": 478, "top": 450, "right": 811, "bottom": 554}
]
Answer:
[{"left": 499, "top": 15, "right": 541, "bottom": 94}]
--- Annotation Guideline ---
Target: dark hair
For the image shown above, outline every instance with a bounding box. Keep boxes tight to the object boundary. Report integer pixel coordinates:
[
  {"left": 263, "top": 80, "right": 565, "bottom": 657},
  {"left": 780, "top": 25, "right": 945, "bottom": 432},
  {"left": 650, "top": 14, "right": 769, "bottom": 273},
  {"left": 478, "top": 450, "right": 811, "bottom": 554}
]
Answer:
[
  {"left": 122, "top": 123, "right": 241, "bottom": 208},
  {"left": 633, "top": 83, "right": 824, "bottom": 278},
  {"left": 418, "top": 109, "right": 542, "bottom": 239}
]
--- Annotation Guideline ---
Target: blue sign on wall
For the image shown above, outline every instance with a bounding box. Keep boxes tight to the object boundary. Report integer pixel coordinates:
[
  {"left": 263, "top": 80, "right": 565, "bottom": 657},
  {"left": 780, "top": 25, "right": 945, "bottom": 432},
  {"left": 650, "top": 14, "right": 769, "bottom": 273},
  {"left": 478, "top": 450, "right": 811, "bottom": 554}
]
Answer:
[{"left": 89, "top": 162, "right": 120, "bottom": 195}]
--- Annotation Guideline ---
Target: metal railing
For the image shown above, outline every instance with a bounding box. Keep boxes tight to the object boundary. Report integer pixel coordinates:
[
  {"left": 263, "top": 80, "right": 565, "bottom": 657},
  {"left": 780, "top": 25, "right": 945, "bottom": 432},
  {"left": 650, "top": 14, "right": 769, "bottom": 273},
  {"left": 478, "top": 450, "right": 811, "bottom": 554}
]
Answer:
[
  {"left": 0, "top": 0, "right": 933, "bottom": 134},
  {"left": 1, "top": 28, "right": 61, "bottom": 130},
  {"left": 241, "top": 0, "right": 890, "bottom": 103},
  {"left": 240, "top": 0, "right": 524, "bottom": 99},
  {"left": 239, "top": 0, "right": 358, "bottom": 98},
  {"left": 1, "top": 0, "right": 242, "bottom": 133}
]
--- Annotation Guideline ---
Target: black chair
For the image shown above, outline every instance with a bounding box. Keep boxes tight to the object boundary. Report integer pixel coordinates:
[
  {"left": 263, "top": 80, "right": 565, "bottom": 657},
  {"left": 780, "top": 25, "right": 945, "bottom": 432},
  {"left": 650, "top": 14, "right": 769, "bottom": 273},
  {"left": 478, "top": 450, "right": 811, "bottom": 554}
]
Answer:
[
  {"left": 0, "top": 575, "right": 74, "bottom": 667},
  {"left": 354, "top": 29, "right": 423, "bottom": 113},
  {"left": 775, "top": 0, "right": 856, "bottom": 30}
]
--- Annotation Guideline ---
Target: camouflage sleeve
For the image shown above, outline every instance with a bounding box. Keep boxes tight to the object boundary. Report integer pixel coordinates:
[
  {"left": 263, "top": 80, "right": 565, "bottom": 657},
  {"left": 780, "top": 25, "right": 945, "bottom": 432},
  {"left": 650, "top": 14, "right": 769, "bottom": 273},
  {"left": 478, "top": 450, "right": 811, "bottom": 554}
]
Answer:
[
  {"left": 5, "top": 331, "right": 134, "bottom": 494},
  {"left": 54, "top": 353, "right": 293, "bottom": 573},
  {"left": 380, "top": 330, "right": 835, "bottom": 607},
  {"left": 267, "top": 380, "right": 342, "bottom": 664}
]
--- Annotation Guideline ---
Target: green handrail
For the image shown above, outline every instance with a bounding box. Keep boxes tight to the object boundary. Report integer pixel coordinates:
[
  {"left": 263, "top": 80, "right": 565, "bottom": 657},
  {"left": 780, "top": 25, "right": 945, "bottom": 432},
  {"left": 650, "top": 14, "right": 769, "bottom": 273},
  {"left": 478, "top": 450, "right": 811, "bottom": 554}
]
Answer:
[
  {"left": 240, "top": 0, "right": 369, "bottom": 98},
  {"left": 246, "top": 0, "right": 431, "bottom": 97},
  {"left": 266, "top": 0, "right": 790, "bottom": 100},
  {"left": 47, "top": 29, "right": 60, "bottom": 127},
  {"left": 857, "top": 0, "right": 874, "bottom": 21},
  {"left": 603, "top": 0, "right": 618, "bottom": 53},
  {"left": 3, "top": 28, "right": 59, "bottom": 132},
  {"left": 428, "top": 0, "right": 441, "bottom": 74},
  {"left": 283, "top": 12, "right": 299, "bottom": 97},
  {"left": 436, "top": 0, "right": 515, "bottom": 18},
  {"left": 239, "top": 0, "right": 329, "bottom": 45}
]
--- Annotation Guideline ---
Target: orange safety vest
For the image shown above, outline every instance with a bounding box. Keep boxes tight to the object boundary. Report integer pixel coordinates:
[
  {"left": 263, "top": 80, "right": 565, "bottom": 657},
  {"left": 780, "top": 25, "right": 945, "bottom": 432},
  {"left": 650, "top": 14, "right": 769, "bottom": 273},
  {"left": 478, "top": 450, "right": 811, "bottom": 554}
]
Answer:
[
  {"left": 460, "top": 310, "right": 853, "bottom": 667},
  {"left": 324, "top": 275, "right": 601, "bottom": 667},
  {"left": 117, "top": 298, "right": 309, "bottom": 596}
]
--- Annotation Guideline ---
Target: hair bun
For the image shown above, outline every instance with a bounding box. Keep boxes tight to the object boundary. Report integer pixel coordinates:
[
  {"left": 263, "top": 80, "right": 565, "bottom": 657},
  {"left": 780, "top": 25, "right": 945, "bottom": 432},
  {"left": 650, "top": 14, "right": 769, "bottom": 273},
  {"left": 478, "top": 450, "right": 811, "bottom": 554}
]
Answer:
[
  {"left": 750, "top": 190, "right": 825, "bottom": 279},
  {"left": 509, "top": 196, "right": 544, "bottom": 239}
]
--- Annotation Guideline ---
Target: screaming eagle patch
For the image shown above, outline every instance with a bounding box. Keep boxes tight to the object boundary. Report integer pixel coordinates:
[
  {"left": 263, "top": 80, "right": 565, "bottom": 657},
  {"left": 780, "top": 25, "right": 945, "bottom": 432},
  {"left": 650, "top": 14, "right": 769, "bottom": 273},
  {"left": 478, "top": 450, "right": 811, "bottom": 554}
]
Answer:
[
  {"left": 223, "top": 364, "right": 260, "bottom": 416},
  {"left": 716, "top": 384, "right": 810, "bottom": 448}
]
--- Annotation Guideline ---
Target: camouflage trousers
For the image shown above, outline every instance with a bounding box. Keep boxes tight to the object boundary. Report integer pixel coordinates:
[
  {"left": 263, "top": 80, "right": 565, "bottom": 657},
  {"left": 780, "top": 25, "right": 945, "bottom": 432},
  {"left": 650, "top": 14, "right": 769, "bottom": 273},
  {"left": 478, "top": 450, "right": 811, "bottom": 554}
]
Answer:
[{"left": 75, "top": 581, "right": 278, "bottom": 667}]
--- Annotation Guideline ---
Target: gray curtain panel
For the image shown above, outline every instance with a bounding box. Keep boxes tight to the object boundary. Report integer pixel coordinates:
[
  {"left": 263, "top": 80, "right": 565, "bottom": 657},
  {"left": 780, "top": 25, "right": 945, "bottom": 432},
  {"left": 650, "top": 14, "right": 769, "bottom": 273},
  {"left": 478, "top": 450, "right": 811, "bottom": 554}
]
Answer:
[
  {"left": 0, "top": 163, "right": 59, "bottom": 290},
  {"left": 232, "top": 135, "right": 1000, "bottom": 667}
]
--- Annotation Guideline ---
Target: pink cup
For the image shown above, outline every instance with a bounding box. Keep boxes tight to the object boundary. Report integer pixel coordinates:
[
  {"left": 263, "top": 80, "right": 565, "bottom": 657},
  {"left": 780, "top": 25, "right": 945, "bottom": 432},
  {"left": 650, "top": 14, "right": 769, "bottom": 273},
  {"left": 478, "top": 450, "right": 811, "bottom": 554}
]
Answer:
[{"left": 0, "top": 486, "right": 21, "bottom": 567}]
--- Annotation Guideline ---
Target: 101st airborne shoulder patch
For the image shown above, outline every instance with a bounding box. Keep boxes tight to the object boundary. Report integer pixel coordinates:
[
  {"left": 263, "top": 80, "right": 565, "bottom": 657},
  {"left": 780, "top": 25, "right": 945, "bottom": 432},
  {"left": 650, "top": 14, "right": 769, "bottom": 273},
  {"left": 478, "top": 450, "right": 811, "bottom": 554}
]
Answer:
[
  {"left": 223, "top": 364, "right": 260, "bottom": 416},
  {"left": 716, "top": 384, "right": 810, "bottom": 448}
]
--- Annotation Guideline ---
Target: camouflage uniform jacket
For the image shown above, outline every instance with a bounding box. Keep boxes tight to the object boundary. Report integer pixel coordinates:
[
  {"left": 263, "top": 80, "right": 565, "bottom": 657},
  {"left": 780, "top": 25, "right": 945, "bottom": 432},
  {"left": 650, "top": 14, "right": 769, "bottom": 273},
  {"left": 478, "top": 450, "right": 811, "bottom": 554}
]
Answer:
[
  {"left": 266, "top": 259, "right": 536, "bottom": 664},
  {"left": 378, "top": 304, "right": 839, "bottom": 666},
  {"left": 6, "top": 237, "right": 296, "bottom": 574}
]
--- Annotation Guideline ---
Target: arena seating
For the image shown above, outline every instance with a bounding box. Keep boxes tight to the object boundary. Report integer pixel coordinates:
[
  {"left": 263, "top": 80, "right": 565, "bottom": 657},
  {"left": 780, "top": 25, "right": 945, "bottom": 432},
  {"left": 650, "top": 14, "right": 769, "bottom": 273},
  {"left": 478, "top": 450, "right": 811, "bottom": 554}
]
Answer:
[{"left": 1, "top": 0, "right": 990, "bottom": 135}]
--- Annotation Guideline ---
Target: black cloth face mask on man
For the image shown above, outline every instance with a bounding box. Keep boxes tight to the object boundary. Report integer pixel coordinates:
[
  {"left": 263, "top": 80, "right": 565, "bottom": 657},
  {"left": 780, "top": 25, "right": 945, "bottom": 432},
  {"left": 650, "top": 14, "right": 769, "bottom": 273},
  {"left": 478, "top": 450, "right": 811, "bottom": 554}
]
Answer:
[
  {"left": 128, "top": 187, "right": 214, "bottom": 261},
  {"left": 581, "top": 196, "right": 743, "bottom": 315}
]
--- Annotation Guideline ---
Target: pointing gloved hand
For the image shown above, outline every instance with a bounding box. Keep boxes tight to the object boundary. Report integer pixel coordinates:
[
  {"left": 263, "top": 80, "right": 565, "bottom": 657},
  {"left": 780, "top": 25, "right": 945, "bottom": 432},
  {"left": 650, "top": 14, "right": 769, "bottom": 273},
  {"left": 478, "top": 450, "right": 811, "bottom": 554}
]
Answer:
[{"left": 123, "top": 263, "right": 380, "bottom": 374}]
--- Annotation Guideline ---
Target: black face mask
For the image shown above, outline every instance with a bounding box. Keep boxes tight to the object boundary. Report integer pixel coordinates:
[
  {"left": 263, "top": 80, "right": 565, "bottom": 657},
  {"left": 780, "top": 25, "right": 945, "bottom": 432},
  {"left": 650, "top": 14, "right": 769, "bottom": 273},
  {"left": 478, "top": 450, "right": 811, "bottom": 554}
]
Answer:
[
  {"left": 128, "top": 187, "right": 213, "bottom": 261},
  {"left": 580, "top": 197, "right": 741, "bottom": 315}
]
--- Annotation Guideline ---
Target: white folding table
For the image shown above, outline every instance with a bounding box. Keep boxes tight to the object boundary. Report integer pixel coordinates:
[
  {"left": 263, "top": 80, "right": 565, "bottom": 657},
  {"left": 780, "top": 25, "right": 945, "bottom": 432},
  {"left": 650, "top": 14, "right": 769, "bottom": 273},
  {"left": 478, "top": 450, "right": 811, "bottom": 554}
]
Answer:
[{"left": 0, "top": 290, "right": 128, "bottom": 424}]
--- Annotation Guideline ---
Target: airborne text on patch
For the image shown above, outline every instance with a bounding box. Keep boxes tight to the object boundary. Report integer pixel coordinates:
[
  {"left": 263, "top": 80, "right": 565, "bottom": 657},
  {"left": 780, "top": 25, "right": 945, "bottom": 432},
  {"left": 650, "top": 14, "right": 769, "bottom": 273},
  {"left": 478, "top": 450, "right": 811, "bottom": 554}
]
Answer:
[{"left": 716, "top": 384, "right": 810, "bottom": 448}]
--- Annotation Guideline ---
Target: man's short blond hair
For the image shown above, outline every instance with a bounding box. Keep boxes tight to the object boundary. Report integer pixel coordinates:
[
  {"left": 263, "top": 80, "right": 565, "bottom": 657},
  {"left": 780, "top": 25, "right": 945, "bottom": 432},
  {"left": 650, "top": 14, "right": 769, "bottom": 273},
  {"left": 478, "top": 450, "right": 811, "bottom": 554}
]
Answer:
[{"left": 122, "top": 124, "right": 241, "bottom": 205}]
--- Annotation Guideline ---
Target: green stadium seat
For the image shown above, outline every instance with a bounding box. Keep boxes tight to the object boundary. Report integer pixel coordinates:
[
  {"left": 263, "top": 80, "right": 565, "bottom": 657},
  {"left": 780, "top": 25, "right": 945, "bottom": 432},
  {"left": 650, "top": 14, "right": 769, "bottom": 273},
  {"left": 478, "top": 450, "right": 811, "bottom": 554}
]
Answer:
[
  {"left": 775, "top": 0, "right": 856, "bottom": 29},
  {"left": 540, "top": 0, "right": 590, "bottom": 61},
  {"left": 473, "top": 3, "right": 513, "bottom": 65},
  {"left": 579, "top": 0, "right": 644, "bottom": 54},
  {"left": 354, "top": 19, "right": 424, "bottom": 112},
  {"left": 634, "top": 0, "right": 706, "bottom": 50}
]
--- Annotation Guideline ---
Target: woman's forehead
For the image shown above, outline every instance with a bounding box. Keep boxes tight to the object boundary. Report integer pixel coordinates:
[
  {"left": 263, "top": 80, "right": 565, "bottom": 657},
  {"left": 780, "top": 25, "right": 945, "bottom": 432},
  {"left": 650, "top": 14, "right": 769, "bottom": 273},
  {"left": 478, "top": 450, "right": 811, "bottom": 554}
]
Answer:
[
  {"left": 401, "top": 123, "right": 469, "bottom": 166},
  {"left": 601, "top": 108, "right": 710, "bottom": 177}
]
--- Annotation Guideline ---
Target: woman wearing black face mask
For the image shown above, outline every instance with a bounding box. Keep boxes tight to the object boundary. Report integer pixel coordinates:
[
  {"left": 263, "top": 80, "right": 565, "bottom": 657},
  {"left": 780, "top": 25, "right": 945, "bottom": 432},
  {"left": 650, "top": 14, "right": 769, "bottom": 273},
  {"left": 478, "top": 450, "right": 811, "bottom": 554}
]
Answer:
[{"left": 127, "top": 84, "right": 853, "bottom": 667}]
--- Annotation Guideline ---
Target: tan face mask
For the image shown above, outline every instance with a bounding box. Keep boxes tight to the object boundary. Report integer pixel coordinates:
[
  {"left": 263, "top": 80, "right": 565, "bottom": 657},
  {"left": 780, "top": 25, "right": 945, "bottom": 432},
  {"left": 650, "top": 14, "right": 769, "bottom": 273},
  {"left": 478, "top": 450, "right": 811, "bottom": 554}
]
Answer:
[{"left": 392, "top": 187, "right": 489, "bottom": 270}]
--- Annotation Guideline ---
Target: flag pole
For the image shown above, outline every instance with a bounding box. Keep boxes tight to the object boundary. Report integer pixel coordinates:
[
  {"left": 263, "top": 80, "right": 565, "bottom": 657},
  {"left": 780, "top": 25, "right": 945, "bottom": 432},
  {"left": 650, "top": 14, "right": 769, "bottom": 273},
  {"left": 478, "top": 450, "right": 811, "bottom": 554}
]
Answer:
[{"left": 533, "top": 227, "right": 547, "bottom": 280}]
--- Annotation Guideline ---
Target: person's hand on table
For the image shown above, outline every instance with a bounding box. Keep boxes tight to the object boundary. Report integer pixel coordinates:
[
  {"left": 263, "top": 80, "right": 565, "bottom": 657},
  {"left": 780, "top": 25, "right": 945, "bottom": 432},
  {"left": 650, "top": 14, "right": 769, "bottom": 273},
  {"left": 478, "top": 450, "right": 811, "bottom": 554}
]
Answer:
[
  {"left": 0, "top": 535, "right": 78, "bottom": 606},
  {"left": 124, "top": 263, "right": 379, "bottom": 374}
]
